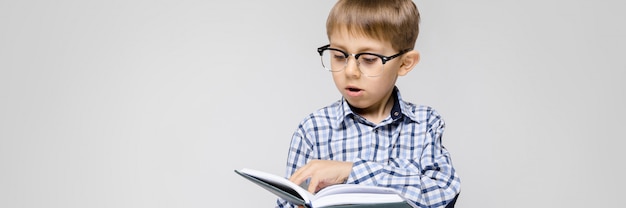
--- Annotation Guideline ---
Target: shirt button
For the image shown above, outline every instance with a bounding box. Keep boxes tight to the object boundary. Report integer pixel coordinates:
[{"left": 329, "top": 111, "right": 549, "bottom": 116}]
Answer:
[{"left": 393, "top": 112, "right": 399, "bottom": 116}]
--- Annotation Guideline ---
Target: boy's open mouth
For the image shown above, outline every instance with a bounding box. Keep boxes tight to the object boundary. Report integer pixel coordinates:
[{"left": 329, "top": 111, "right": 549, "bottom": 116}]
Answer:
[{"left": 347, "top": 87, "right": 361, "bottom": 92}]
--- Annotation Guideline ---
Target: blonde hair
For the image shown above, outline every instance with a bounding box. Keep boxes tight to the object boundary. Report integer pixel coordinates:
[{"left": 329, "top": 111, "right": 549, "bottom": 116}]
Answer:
[{"left": 326, "top": 0, "right": 421, "bottom": 51}]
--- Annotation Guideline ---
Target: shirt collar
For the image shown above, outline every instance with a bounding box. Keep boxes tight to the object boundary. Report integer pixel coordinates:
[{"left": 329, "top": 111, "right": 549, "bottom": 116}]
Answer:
[{"left": 332, "top": 87, "right": 420, "bottom": 128}]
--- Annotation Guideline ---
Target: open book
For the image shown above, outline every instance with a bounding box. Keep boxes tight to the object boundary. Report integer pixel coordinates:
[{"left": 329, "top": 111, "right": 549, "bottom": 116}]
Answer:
[{"left": 234, "top": 168, "right": 416, "bottom": 208}]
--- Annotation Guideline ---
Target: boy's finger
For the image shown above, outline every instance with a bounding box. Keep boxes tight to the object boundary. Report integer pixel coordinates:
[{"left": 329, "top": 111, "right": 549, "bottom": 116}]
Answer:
[
  {"left": 289, "top": 165, "right": 310, "bottom": 186},
  {"left": 307, "top": 178, "right": 319, "bottom": 194}
]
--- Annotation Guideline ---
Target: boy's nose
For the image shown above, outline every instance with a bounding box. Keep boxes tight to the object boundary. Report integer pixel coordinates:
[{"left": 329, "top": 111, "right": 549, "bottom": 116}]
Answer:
[{"left": 344, "top": 57, "right": 361, "bottom": 78}]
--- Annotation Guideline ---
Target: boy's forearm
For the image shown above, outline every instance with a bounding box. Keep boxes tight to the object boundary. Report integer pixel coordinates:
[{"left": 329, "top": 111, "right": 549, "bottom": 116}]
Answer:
[{"left": 346, "top": 158, "right": 460, "bottom": 207}]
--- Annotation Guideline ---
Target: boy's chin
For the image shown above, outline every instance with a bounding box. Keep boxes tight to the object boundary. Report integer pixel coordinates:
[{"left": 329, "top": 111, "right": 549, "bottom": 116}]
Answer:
[{"left": 344, "top": 98, "right": 369, "bottom": 109}]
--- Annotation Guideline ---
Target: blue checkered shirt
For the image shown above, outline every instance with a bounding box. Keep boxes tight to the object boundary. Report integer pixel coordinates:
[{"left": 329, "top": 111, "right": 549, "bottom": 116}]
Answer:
[{"left": 276, "top": 88, "right": 461, "bottom": 208}]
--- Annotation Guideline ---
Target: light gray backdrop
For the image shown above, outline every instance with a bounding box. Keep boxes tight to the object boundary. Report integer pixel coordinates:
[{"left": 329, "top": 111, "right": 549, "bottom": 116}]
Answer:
[{"left": 1, "top": 0, "right": 624, "bottom": 207}]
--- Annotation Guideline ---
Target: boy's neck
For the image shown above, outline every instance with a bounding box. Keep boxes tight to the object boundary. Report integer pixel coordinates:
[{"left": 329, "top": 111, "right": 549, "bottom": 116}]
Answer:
[{"left": 351, "top": 93, "right": 395, "bottom": 125}]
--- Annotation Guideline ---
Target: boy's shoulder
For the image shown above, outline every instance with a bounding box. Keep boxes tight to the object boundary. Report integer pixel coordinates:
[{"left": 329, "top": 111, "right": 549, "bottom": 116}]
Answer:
[
  {"left": 399, "top": 100, "right": 444, "bottom": 123},
  {"left": 298, "top": 98, "right": 443, "bottom": 126},
  {"left": 291, "top": 100, "right": 343, "bottom": 132}
]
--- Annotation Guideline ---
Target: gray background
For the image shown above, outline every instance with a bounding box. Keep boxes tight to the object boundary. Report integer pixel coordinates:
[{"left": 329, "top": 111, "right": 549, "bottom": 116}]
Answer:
[{"left": 1, "top": 0, "right": 624, "bottom": 207}]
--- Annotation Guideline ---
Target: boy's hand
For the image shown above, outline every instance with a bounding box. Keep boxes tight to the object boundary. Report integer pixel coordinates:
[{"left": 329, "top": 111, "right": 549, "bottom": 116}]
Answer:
[{"left": 289, "top": 160, "right": 353, "bottom": 194}]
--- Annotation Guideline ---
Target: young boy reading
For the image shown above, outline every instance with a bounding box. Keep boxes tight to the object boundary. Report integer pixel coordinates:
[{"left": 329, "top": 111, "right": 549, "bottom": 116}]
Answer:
[{"left": 277, "top": 0, "right": 461, "bottom": 207}]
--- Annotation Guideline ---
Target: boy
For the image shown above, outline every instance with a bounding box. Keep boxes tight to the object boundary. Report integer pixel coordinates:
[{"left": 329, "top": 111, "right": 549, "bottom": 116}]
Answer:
[{"left": 277, "top": 0, "right": 461, "bottom": 207}]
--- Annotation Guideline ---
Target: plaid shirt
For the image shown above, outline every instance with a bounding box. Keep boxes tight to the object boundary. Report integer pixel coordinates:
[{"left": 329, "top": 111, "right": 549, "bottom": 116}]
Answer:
[{"left": 276, "top": 88, "right": 461, "bottom": 208}]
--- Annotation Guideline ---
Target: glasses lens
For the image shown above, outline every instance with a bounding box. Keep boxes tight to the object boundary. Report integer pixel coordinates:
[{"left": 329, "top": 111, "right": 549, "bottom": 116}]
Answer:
[
  {"left": 357, "top": 54, "right": 383, "bottom": 76},
  {"left": 321, "top": 50, "right": 346, "bottom": 72}
]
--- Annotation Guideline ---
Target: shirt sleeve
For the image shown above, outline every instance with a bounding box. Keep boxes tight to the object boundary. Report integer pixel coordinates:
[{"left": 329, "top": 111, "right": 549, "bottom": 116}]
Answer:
[
  {"left": 276, "top": 126, "right": 312, "bottom": 208},
  {"left": 346, "top": 115, "right": 461, "bottom": 207}
]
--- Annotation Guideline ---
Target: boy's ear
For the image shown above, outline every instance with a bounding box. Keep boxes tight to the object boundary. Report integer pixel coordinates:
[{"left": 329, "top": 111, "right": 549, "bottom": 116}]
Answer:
[{"left": 397, "top": 50, "right": 420, "bottom": 76}]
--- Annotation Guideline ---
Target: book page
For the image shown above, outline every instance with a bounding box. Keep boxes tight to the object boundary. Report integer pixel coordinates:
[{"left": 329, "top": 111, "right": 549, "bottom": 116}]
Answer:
[
  {"left": 314, "top": 184, "right": 401, "bottom": 198},
  {"left": 311, "top": 184, "right": 405, "bottom": 207}
]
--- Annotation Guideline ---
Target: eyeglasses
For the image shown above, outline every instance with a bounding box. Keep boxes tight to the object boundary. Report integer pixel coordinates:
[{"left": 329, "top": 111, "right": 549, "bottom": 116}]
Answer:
[{"left": 317, "top": 44, "right": 411, "bottom": 77}]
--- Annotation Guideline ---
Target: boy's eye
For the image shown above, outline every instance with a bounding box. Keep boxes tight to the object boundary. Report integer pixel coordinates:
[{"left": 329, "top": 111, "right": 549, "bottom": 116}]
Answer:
[
  {"left": 359, "top": 55, "right": 380, "bottom": 65},
  {"left": 333, "top": 55, "right": 345, "bottom": 60},
  {"left": 330, "top": 51, "right": 346, "bottom": 61}
]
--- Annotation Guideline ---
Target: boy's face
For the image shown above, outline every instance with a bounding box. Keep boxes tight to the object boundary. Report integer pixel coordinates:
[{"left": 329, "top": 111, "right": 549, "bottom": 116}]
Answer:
[{"left": 328, "top": 30, "right": 416, "bottom": 111}]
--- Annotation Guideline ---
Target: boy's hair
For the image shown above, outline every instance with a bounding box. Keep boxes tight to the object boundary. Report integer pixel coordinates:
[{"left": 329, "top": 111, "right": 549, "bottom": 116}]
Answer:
[{"left": 326, "top": 0, "right": 420, "bottom": 51}]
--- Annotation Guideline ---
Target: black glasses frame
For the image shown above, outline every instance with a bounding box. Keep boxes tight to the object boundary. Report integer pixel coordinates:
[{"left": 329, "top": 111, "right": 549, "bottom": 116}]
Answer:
[{"left": 317, "top": 44, "right": 411, "bottom": 65}]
